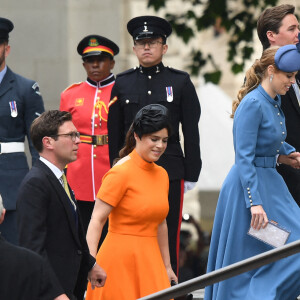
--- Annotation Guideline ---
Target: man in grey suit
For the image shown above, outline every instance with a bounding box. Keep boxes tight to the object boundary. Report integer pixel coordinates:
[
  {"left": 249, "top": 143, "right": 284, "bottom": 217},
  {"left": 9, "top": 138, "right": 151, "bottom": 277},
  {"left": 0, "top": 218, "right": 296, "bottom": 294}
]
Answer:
[{"left": 17, "top": 110, "right": 106, "bottom": 300}]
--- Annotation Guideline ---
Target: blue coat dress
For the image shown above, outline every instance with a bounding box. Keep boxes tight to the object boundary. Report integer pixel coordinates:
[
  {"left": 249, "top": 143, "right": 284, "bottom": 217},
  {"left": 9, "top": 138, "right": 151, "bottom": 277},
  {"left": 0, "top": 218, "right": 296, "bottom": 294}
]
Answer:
[{"left": 205, "top": 85, "right": 300, "bottom": 300}]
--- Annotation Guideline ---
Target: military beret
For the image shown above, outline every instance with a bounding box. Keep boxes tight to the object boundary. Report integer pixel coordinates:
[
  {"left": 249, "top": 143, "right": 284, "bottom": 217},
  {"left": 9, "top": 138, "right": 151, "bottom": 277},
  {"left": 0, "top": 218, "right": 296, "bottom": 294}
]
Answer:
[
  {"left": 127, "top": 16, "right": 172, "bottom": 41},
  {"left": 0, "top": 17, "right": 14, "bottom": 41},
  {"left": 275, "top": 38, "right": 300, "bottom": 73},
  {"left": 77, "top": 35, "right": 119, "bottom": 59}
]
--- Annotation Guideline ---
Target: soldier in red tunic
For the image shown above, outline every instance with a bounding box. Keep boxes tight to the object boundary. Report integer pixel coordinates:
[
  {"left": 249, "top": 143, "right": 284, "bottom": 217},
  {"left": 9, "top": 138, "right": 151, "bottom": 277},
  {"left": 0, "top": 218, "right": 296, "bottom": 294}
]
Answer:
[{"left": 60, "top": 35, "right": 119, "bottom": 233}]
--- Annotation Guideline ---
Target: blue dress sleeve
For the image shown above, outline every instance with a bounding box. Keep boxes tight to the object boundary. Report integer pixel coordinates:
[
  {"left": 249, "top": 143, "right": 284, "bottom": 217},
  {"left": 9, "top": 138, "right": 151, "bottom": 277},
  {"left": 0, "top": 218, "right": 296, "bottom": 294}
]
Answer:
[
  {"left": 279, "top": 141, "right": 295, "bottom": 155},
  {"left": 233, "top": 97, "right": 263, "bottom": 209}
]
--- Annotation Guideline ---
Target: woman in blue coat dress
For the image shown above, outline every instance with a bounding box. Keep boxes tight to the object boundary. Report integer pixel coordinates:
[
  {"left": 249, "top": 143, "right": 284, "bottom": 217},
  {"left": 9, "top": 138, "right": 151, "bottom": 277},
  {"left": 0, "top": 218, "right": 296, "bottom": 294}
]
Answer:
[{"left": 205, "top": 44, "right": 300, "bottom": 300}]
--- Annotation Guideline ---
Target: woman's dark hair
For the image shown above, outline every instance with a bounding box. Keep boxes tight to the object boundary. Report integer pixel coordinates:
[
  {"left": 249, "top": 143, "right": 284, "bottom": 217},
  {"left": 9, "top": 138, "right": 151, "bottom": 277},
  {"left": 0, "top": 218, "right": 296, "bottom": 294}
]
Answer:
[{"left": 117, "top": 104, "right": 172, "bottom": 162}]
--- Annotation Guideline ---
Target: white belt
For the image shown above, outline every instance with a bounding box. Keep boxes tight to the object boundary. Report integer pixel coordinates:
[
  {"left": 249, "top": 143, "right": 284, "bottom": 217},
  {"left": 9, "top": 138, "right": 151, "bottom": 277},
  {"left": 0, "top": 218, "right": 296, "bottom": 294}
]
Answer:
[{"left": 0, "top": 142, "right": 25, "bottom": 154}]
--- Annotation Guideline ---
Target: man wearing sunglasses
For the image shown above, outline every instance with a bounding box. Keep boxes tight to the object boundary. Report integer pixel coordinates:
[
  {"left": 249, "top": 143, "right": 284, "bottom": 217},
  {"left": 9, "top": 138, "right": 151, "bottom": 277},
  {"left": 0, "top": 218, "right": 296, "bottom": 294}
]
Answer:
[
  {"left": 16, "top": 110, "right": 106, "bottom": 300},
  {"left": 108, "top": 15, "right": 202, "bottom": 275}
]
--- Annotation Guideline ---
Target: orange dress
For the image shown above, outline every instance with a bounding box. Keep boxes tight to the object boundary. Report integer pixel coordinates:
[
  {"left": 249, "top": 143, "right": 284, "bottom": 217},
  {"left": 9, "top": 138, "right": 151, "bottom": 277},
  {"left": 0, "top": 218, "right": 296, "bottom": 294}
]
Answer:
[{"left": 85, "top": 149, "right": 172, "bottom": 300}]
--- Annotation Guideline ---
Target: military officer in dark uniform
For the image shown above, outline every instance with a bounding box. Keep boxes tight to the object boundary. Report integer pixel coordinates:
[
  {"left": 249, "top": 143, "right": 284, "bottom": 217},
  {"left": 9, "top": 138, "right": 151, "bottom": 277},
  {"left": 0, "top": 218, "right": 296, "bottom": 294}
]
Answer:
[
  {"left": 107, "top": 15, "right": 201, "bottom": 275},
  {"left": 0, "top": 17, "right": 44, "bottom": 245}
]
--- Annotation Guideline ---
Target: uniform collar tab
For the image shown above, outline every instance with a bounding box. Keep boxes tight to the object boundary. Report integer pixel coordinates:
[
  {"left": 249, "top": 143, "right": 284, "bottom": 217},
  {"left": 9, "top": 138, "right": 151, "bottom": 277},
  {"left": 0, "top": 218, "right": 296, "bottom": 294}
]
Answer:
[{"left": 139, "top": 62, "right": 164, "bottom": 75}]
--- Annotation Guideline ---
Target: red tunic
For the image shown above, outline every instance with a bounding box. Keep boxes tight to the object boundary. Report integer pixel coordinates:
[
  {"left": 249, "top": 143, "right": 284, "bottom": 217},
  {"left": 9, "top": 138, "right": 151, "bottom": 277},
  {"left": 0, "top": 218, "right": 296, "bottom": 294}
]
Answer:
[{"left": 60, "top": 74, "right": 115, "bottom": 202}]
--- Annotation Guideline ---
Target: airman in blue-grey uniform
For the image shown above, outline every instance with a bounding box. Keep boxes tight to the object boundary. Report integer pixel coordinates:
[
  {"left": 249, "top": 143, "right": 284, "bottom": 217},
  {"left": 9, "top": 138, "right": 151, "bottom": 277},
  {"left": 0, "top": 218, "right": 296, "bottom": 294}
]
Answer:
[{"left": 0, "top": 17, "right": 45, "bottom": 245}]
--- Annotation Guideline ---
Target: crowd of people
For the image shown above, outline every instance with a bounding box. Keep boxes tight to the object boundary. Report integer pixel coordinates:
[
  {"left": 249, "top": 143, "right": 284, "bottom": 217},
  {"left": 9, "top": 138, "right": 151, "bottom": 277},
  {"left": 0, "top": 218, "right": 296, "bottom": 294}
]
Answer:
[{"left": 0, "top": 3, "right": 300, "bottom": 300}]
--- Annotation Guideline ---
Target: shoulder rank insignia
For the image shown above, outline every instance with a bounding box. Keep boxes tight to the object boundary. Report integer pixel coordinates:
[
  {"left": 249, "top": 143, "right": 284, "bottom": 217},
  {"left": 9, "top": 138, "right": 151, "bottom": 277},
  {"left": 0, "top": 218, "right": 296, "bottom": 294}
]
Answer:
[
  {"left": 108, "top": 96, "right": 118, "bottom": 108},
  {"left": 62, "top": 82, "right": 83, "bottom": 93}
]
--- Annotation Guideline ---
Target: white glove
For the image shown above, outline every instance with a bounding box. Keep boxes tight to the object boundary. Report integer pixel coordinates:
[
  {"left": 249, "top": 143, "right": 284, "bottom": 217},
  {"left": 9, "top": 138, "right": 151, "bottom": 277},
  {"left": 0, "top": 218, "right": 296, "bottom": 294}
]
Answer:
[{"left": 184, "top": 181, "right": 196, "bottom": 193}]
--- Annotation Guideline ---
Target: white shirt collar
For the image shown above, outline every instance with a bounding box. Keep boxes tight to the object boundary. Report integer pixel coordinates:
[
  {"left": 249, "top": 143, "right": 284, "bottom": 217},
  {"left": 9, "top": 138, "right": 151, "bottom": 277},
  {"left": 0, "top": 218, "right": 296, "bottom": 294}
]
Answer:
[
  {"left": 292, "top": 83, "right": 300, "bottom": 106},
  {"left": 39, "top": 156, "right": 64, "bottom": 180},
  {"left": 0, "top": 65, "right": 7, "bottom": 85}
]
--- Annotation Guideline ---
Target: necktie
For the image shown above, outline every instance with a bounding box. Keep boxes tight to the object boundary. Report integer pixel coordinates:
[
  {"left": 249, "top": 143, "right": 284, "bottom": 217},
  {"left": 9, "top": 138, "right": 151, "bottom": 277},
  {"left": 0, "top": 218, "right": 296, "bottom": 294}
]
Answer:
[{"left": 61, "top": 173, "right": 77, "bottom": 211}]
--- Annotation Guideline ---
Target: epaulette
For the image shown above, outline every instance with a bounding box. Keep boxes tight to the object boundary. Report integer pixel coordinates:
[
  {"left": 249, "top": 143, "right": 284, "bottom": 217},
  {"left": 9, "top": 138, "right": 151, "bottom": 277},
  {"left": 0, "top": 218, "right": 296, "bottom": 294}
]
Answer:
[
  {"left": 117, "top": 67, "right": 138, "bottom": 77},
  {"left": 166, "top": 66, "right": 188, "bottom": 75},
  {"left": 108, "top": 96, "right": 118, "bottom": 108},
  {"left": 62, "top": 82, "right": 83, "bottom": 93}
]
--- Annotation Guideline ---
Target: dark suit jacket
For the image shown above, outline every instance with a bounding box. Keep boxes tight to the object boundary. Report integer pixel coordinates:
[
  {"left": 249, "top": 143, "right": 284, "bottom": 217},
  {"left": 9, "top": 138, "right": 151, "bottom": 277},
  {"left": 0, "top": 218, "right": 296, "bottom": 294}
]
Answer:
[
  {"left": 17, "top": 159, "right": 95, "bottom": 300},
  {"left": 0, "top": 234, "right": 56, "bottom": 300},
  {"left": 0, "top": 67, "right": 44, "bottom": 211},
  {"left": 108, "top": 62, "right": 201, "bottom": 182},
  {"left": 277, "top": 74, "right": 300, "bottom": 205}
]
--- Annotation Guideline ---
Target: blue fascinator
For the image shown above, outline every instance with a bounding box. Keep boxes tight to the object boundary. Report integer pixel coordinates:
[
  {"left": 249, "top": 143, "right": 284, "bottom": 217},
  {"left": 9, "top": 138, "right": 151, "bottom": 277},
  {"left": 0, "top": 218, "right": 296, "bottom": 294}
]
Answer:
[{"left": 275, "top": 33, "right": 300, "bottom": 72}]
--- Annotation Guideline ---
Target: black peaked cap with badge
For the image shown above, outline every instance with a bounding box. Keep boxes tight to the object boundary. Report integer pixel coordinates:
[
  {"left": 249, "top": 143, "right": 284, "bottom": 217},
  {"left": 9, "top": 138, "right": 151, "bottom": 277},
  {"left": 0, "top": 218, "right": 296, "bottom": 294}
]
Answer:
[
  {"left": 127, "top": 16, "right": 172, "bottom": 41},
  {"left": 77, "top": 35, "right": 119, "bottom": 59},
  {"left": 0, "top": 17, "right": 14, "bottom": 41}
]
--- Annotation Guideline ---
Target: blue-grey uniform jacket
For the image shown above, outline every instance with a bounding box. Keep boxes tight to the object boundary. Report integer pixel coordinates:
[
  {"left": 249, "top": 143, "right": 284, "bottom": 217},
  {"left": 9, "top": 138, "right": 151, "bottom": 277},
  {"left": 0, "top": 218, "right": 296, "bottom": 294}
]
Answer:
[{"left": 0, "top": 66, "right": 44, "bottom": 210}]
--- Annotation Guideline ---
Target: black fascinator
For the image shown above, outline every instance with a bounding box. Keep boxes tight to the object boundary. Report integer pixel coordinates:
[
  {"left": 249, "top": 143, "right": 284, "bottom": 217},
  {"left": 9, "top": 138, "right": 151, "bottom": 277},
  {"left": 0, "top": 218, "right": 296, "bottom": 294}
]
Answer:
[{"left": 133, "top": 104, "right": 171, "bottom": 138}]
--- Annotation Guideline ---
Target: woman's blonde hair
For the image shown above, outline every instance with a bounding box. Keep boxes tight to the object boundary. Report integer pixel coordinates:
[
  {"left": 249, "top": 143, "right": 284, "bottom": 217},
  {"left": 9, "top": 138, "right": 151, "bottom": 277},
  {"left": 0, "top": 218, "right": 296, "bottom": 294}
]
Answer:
[{"left": 231, "top": 46, "right": 279, "bottom": 118}]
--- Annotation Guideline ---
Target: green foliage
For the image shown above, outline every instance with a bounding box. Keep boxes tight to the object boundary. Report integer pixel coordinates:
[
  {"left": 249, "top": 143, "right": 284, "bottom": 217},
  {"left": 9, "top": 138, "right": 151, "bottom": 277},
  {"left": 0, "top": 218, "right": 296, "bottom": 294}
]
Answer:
[{"left": 148, "top": 0, "right": 279, "bottom": 83}]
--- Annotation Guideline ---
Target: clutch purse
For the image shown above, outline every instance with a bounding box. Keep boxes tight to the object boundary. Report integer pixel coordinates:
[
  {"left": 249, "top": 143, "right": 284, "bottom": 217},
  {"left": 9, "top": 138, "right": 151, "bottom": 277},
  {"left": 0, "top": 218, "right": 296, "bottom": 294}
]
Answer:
[{"left": 248, "top": 220, "right": 291, "bottom": 248}]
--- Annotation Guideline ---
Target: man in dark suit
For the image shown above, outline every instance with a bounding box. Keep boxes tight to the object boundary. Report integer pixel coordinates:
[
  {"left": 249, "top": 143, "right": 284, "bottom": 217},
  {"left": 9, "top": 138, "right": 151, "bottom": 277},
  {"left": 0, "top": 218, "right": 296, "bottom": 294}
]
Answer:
[
  {"left": 0, "top": 17, "right": 44, "bottom": 245},
  {"left": 107, "top": 16, "right": 201, "bottom": 274},
  {"left": 257, "top": 5, "right": 300, "bottom": 205},
  {"left": 0, "top": 194, "right": 58, "bottom": 300},
  {"left": 17, "top": 110, "right": 106, "bottom": 300}
]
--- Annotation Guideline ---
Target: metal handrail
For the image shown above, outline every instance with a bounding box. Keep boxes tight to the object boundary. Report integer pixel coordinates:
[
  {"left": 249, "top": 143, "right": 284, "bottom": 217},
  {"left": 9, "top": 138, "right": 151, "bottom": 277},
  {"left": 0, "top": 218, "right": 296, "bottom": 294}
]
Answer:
[{"left": 138, "top": 239, "right": 300, "bottom": 300}]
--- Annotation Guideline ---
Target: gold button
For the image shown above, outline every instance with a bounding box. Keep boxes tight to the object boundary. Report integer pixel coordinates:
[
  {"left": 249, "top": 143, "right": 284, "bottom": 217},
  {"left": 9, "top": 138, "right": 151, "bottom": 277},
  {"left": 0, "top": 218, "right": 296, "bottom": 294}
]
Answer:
[
  {"left": 148, "top": 91, "right": 151, "bottom": 95},
  {"left": 249, "top": 195, "right": 252, "bottom": 198},
  {"left": 95, "top": 124, "right": 98, "bottom": 128},
  {"left": 93, "top": 154, "right": 97, "bottom": 158},
  {"left": 94, "top": 145, "right": 97, "bottom": 148},
  {"left": 277, "top": 113, "right": 280, "bottom": 116},
  {"left": 148, "top": 76, "right": 152, "bottom": 79},
  {"left": 98, "top": 90, "right": 101, "bottom": 93},
  {"left": 280, "top": 122, "right": 283, "bottom": 125},
  {"left": 275, "top": 105, "right": 278, "bottom": 108},
  {"left": 282, "top": 132, "right": 285, "bottom": 134},
  {"left": 247, "top": 187, "right": 250, "bottom": 191},
  {"left": 125, "top": 99, "right": 129, "bottom": 104},
  {"left": 248, "top": 191, "right": 250, "bottom": 194},
  {"left": 281, "top": 141, "right": 283, "bottom": 144},
  {"left": 94, "top": 114, "right": 98, "bottom": 118}
]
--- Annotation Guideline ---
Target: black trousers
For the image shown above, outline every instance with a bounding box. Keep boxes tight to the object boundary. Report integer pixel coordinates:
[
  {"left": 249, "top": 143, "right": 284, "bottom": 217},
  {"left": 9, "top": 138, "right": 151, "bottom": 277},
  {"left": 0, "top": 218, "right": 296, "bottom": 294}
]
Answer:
[
  {"left": 167, "top": 179, "right": 184, "bottom": 275},
  {"left": 277, "top": 164, "right": 300, "bottom": 207},
  {"left": 76, "top": 200, "right": 108, "bottom": 246}
]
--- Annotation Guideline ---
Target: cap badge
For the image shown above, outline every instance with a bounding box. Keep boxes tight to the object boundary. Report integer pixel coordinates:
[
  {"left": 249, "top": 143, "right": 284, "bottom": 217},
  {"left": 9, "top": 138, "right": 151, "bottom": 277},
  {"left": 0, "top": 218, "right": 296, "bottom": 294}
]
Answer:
[
  {"left": 143, "top": 21, "right": 148, "bottom": 32},
  {"left": 89, "top": 38, "right": 99, "bottom": 47},
  {"left": 166, "top": 86, "right": 173, "bottom": 102}
]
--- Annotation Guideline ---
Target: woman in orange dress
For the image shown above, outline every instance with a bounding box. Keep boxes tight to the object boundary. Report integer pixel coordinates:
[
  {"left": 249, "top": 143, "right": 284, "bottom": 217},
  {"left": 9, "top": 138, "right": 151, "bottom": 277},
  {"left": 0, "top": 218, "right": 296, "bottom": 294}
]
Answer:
[{"left": 85, "top": 104, "right": 177, "bottom": 300}]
